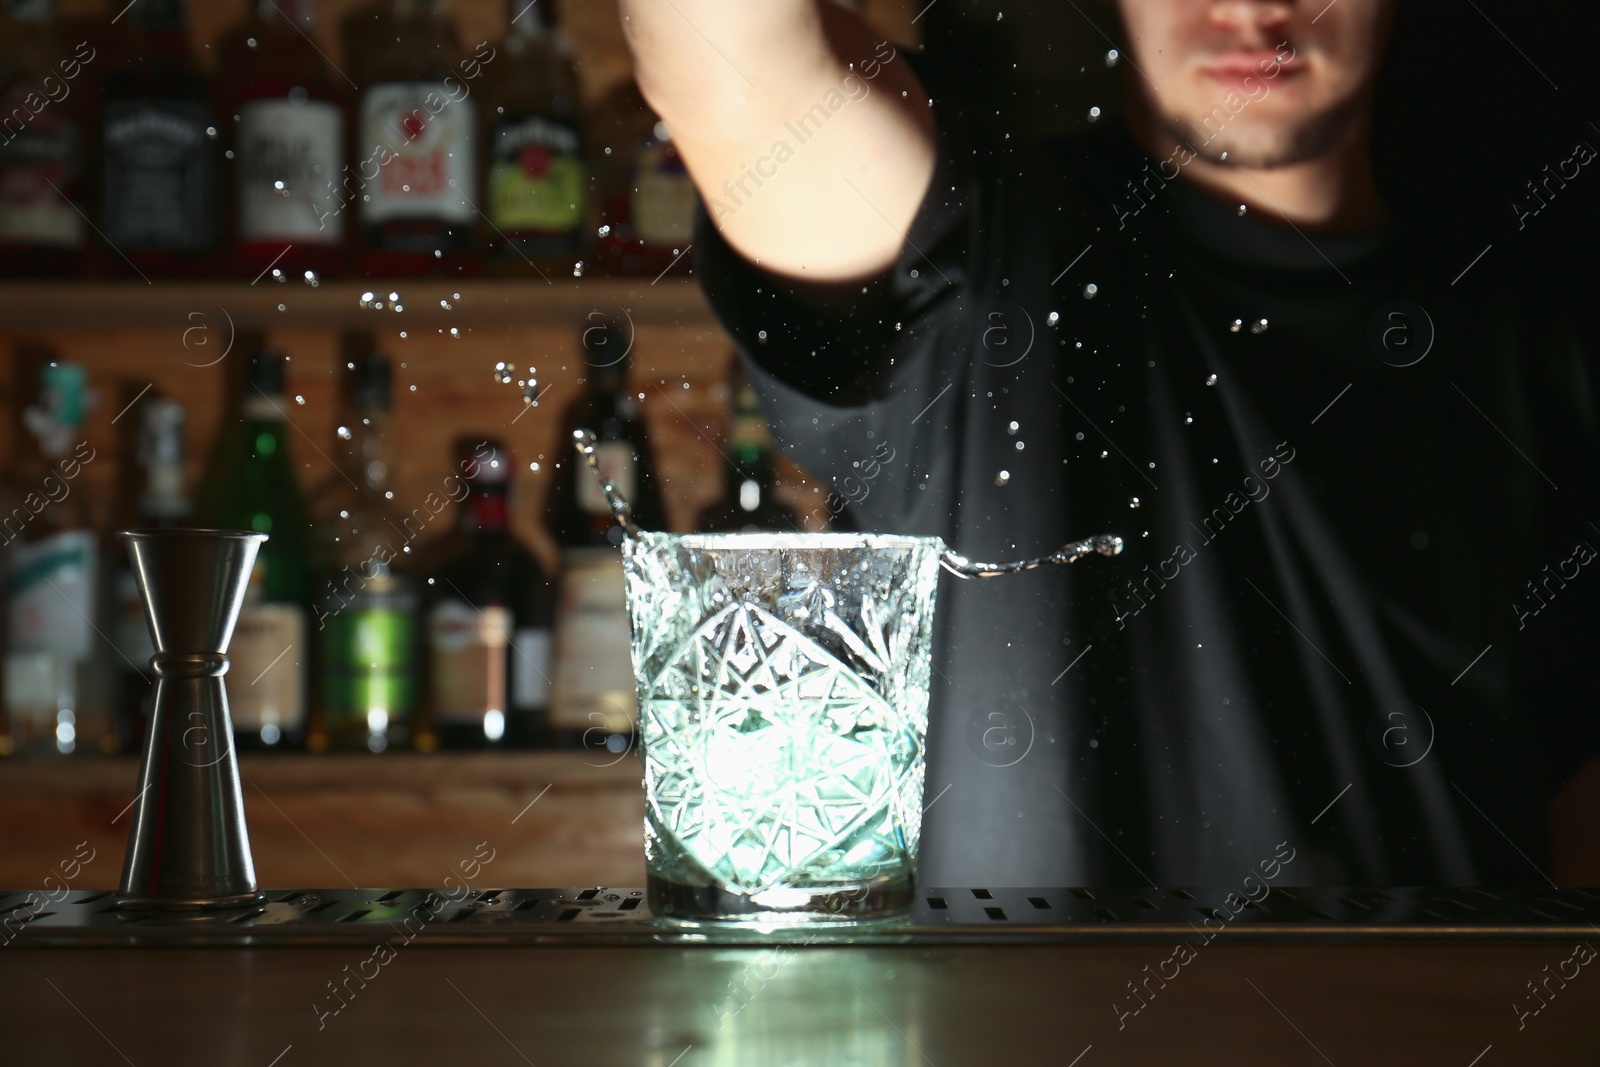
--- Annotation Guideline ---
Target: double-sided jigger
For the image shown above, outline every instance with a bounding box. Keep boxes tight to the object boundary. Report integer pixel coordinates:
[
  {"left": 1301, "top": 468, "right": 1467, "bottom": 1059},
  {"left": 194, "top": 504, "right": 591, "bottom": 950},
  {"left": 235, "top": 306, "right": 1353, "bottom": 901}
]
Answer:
[{"left": 116, "top": 529, "right": 267, "bottom": 910}]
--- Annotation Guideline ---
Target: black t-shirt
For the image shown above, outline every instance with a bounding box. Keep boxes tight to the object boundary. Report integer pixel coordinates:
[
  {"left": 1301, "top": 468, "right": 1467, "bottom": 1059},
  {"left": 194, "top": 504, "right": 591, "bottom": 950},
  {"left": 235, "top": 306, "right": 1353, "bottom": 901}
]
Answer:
[{"left": 693, "top": 88, "right": 1600, "bottom": 887}]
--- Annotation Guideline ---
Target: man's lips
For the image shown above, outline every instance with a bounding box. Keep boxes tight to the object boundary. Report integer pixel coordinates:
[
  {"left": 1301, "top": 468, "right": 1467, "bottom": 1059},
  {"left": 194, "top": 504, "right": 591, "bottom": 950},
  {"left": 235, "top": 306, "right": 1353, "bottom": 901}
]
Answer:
[{"left": 1200, "top": 49, "right": 1303, "bottom": 84}]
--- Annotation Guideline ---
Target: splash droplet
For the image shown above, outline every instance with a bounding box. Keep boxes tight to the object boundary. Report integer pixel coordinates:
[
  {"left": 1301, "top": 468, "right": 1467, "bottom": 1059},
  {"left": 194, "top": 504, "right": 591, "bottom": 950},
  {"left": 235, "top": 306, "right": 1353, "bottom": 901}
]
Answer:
[
  {"left": 1046, "top": 311, "right": 1060, "bottom": 327},
  {"left": 1105, "top": 49, "right": 1119, "bottom": 67},
  {"left": 1236, "top": 204, "right": 1248, "bottom": 217},
  {"left": 1250, "top": 318, "right": 1269, "bottom": 335},
  {"left": 1083, "top": 283, "right": 1099, "bottom": 299},
  {"left": 1128, "top": 496, "right": 1141, "bottom": 509},
  {"left": 1007, "top": 421, "right": 1020, "bottom": 434},
  {"left": 1205, "top": 373, "right": 1219, "bottom": 386},
  {"left": 995, "top": 470, "right": 1012, "bottom": 486},
  {"left": 1229, "top": 319, "right": 1243, "bottom": 333}
]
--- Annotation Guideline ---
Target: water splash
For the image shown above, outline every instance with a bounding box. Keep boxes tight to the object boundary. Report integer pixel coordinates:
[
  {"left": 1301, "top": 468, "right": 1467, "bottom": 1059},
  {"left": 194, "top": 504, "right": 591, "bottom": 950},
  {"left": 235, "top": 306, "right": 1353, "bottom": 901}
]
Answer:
[{"left": 940, "top": 534, "right": 1123, "bottom": 579}]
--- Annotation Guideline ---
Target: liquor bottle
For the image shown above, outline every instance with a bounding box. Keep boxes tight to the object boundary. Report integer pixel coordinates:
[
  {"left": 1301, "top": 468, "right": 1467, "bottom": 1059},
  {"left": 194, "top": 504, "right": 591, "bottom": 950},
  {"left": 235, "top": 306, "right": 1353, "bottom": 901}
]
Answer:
[
  {"left": 423, "top": 438, "right": 554, "bottom": 749},
  {"left": 110, "top": 394, "right": 189, "bottom": 754},
  {"left": 1, "top": 360, "right": 105, "bottom": 757},
  {"left": 590, "top": 79, "right": 696, "bottom": 277},
  {"left": 343, "top": 0, "right": 481, "bottom": 276},
  {"left": 546, "top": 319, "right": 665, "bottom": 752},
  {"left": 217, "top": 0, "right": 348, "bottom": 279},
  {"left": 310, "top": 344, "right": 420, "bottom": 752},
  {"left": 202, "top": 348, "right": 313, "bottom": 751},
  {"left": 696, "top": 363, "right": 800, "bottom": 533},
  {"left": 98, "top": 0, "right": 218, "bottom": 276},
  {"left": 483, "top": 0, "right": 584, "bottom": 269},
  {"left": 0, "top": 0, "right": 94, "bottom": 277}
]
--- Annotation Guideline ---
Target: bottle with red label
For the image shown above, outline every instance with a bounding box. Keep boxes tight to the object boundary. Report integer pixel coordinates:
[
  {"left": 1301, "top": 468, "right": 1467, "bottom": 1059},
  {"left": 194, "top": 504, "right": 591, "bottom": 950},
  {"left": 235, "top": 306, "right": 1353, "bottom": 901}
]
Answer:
[
  {"left": 97, "top": 0, "right": 219, "bottom": 277},
  {"left": 422, "top": 438, "right": 555, "bottom": 750},
  {"left": 342, "top": 0, "right": 482, "bottom": 277},
  {"left": 482, "top": 0, "right": 585, "bottom": 272},
  {"left": 216, "top": 0, "right": 349, "bottom": 279},
  {"left": 0, "top": 0, "right": 95, "bottom": 277},
  {"left": 590, "top": 79, "right": 697, "bottom": 278}
]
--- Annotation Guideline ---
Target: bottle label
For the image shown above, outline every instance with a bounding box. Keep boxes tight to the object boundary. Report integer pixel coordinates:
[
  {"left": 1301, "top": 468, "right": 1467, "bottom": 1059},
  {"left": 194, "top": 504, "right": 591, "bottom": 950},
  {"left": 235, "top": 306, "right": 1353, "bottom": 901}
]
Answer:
[
  {"left": 358, "top": 82, "right": 475, "bottom": 226},
  {"left": 549, "top": 549, "right": 636, "bottom": 733},
  {"left": 113, "top": 568, "right": 155, "bottom": 672},
  {"left": 0, "top": 88, "right": 85, "bottom": 248},
  {"left": 487, "top": 114, "right": 583, "bottom": 233},
  {"left": 576, "top": 442, "right": 634, "bottom": 517},
  {"left": 237, "top": 98, "right": 344, "bottom": 243},
  {"left": 512, "top": 627, "right": 551, "bottom": 710},
  {"left": 229, "top": 602, "right": 307, "bottom": 729},
  {"left": 632, "top": 141, "right": 695, "bottom": 246},
  {"left": 3, "top": 530, "right": 97, "bottom": 723},
  {"left": 428, "top": 600, "right": 509, "bottom": 722},
  {"left": 101, "top": 98, "right": 214, "bottom": 249},
  {"left": 323, "top": 606, "right": 415, "bottom": 718}
]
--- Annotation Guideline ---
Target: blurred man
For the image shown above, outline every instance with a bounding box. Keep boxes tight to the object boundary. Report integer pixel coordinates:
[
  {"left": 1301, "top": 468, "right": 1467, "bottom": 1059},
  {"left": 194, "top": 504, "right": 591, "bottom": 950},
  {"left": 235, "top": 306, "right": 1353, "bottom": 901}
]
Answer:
[{"left": 621, "top": 1, "right": 1600, "bottom": 887}]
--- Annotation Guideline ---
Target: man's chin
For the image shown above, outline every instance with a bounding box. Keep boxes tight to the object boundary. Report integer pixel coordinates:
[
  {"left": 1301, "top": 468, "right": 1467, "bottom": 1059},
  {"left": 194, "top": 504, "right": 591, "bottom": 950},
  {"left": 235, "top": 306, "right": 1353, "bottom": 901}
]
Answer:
[{"left": 1160, "top": 102, "right": 1361, "bottom": 170}]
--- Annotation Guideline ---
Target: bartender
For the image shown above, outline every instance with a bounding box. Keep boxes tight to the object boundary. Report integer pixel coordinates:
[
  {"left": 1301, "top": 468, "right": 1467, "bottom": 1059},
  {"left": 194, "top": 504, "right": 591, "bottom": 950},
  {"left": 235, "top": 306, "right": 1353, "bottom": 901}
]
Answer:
[{"left": 620, "top": 0, "right": 1600, "bottom": 886}]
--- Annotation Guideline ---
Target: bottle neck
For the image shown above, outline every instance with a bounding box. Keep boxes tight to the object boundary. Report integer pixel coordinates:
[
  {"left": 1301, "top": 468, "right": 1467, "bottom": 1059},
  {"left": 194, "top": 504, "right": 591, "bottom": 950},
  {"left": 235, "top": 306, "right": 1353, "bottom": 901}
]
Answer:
[
  {"left": 467, "top": 483, "right": 510, "bottom": 532},
  {"left": 141, "top": 463, "right": 191, "bottom": 523},
  {"left": 346, "top": 407, "right": 392, "bottom": 495}
]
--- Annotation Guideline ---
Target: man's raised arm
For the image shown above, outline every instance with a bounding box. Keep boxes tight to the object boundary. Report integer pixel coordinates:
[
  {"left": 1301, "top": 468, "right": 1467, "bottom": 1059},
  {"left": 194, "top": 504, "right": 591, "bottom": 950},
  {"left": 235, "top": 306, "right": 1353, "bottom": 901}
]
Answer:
[{"left": 619, "top": 0, "right": 935, "bottom": 283}]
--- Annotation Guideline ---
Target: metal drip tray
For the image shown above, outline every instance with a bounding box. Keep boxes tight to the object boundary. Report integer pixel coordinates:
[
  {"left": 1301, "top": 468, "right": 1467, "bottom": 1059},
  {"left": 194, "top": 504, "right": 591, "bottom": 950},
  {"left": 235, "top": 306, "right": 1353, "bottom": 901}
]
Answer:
[{"left": 6, "top": 886, "right": 1599, "bottom": 947}]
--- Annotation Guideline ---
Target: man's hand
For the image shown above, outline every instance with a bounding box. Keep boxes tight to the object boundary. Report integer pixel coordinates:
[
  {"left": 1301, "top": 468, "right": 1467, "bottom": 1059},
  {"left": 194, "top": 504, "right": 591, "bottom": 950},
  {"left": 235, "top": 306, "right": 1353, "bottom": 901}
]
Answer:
[{"left": 620, "top": 0, "right": 935, "bottom": 283}]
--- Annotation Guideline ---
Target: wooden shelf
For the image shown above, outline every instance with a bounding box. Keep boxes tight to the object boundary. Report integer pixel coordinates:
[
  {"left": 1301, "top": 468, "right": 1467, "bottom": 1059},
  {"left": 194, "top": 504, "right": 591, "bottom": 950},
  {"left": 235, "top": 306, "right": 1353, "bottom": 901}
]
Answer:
[{"left": 0, "top": 277, "right": 716, "bottom": 333}]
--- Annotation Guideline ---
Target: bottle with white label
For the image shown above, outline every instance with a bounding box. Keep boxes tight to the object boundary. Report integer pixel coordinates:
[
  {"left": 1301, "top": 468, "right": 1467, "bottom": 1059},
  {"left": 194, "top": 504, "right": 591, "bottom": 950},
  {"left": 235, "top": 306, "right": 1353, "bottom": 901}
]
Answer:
[
  {"left": 546, "top": 320, "right": 665, "bottom": 752},
  {"left": 98, "top": 0, "right": 218, "bottom": 276},
  {"left": 1, "top": 359, "right": 106, "bottom": 757},
  {"left": 343, "top": 0, "right": 480, "bottom": 276},
  {"left": 218, "top": 0, "right": 348, "bottom": 278},
  {"left": 422, "top": 438, "right": 554, "bottom": 749}
]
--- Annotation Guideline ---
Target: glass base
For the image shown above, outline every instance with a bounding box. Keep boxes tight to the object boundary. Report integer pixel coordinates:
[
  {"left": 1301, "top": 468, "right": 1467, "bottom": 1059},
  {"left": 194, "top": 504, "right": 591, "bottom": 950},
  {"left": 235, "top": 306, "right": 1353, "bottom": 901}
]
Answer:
[{"left": 647, "top": 873, "right": 915, "bottom": 926}]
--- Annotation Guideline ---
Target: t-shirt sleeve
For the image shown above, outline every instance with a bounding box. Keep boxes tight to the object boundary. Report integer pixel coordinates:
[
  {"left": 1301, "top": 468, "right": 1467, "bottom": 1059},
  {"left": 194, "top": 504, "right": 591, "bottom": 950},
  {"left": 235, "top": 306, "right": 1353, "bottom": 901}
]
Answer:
[{"left": 691, "top": 58, "right": 986, "bottom": 515}]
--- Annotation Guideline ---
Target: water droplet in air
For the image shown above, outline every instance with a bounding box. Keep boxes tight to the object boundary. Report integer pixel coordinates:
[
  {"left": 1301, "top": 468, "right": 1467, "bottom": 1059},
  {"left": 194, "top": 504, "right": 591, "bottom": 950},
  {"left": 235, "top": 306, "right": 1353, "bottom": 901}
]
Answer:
[
  {"left": 1099, "top": 450, "right": 1109, "bottom": 459},
  {"left": 1106, "top": 49, "right": 1119, "bottom": 67},
  {"left": 205, "top": 126, "right": 219, "bottom": 139},
  {"left": 440, "top": 299, "right": 453, "bottom": 310},
  {"left": 303, "top": 270, "right": 319, "bottom": 287},
  {"left": 1205, "top": 373, "right": 1219, "bottom": 386},
  {"left": 1075, "top": 431, "right": 1085, "bottom": 440},
  {"left": 1229, "top": 318, "right": 1243, "bottom": 332},
  {"left": 449, "top": 327, "right": 462, "bottom": 339},
  {"left": 757, "top": 330, "right": 769, "bottom": 343},
  {"left": 1184, "top": 412, "right": 1194, "bottom": 424},
  {"left": 276, "top": 303, "right": 286, "bottom": 312},
  {"left": 1250, "top": 318, "right": 1269, "bottom": 334},
  {"left": 294, "top": 395, "right": 305, "bottom": 405},
  {"left": 995, "top": 470, "right": 1011, "bottom": 486},
  {"left": 1236, "top": 204, "right": 1248, "bottom": 217},
  {"left": 1128, "top": 496, "right": 1141, "bottom": 509},
  {"left": 270, "top": 268, "right": 286, "bottom": 283},
  {"left": 597, "top": 224, "right": 611, "bottom": 238},
  {"left": 1088, "top": 106, "right": 1101, "bottom": 122},
  {"left": 1046, "top": 311, "right": 1060, "bottom": 326},
  {"left": 1083, "top": 283, "right": 1099, "bottom": 299},
  {"left": 1219, "top": 151, "right": 1229, "bottom": 161},
  {"left": 573, "top": 261, "right": 585, "bottom": 277},
  {"left": 1007, "top": 420, "right": 1020, "bottom": 434}
]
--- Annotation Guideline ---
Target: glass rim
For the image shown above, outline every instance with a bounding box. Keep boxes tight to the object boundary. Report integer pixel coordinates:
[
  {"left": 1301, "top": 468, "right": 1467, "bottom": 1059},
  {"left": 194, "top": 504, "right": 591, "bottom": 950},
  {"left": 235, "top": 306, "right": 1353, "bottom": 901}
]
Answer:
[{"left": 629, "top": 531, "right": 941, "bottom": 550}]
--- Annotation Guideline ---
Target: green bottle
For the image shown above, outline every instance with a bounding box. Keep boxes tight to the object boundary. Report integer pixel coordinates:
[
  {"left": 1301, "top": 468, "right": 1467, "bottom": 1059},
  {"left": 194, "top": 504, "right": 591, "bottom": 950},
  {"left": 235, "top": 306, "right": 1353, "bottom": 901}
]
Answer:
[
  {"left": 203, "top": 348, "right": 313, "bottom": 751},
  {"left": 309, "top": 343, "right": 419, "bottom": 753}
]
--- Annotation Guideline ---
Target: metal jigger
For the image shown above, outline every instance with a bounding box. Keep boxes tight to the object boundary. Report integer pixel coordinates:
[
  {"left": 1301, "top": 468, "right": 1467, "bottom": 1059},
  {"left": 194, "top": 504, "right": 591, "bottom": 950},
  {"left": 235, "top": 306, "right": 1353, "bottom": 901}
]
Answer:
[{"left": 116, "top": 529, "right": 267, "bottom": 910}]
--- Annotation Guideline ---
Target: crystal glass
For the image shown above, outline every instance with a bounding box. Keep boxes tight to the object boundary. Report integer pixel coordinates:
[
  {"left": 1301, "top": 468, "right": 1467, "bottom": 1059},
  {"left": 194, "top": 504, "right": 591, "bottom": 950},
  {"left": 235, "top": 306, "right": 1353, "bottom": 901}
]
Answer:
[{"left": 623, "top": 532, "right": 941, "bottom": 924}]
